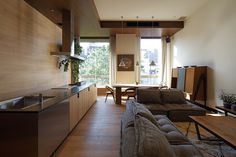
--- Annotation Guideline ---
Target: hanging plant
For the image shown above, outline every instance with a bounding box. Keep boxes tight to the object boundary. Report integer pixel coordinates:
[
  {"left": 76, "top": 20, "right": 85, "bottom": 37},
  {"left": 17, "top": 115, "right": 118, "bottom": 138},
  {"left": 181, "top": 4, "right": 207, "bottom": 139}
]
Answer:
[
  {"left": 59, "top": 58, "right": 84, "bottom": 83},
  {"left": 75, "top": 41, "right": 82, "bottom": 56},
  {"left": 58, "top": 43, "right": 84, "bottom": 84},
  {"left": 71, "top": 59, "right": 84, "bottom": 83},
  {"left": 59, "top": 58, "right": 70, "bottom": 72}
]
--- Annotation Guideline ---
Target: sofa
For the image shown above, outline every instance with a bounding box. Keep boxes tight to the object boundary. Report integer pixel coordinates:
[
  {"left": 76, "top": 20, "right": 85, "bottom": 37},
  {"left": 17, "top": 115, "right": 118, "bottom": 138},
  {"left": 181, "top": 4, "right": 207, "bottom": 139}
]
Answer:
[
  {"left": 120, "top": 100, "right": 203, "bottom": 157},
  {"left": 136, "top": 88, "right": 206, "bottom": 122}
]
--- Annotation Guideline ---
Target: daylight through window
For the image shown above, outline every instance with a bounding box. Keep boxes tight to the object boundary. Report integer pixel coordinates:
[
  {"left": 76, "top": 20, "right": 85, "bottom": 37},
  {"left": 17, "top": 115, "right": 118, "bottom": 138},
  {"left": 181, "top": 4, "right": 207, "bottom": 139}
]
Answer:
[
  {"left": 79, "top": 42, "right": 110, "bottom": 87},
  {"left": 140, "top": 39, "right": 162, "bottom": 85}
]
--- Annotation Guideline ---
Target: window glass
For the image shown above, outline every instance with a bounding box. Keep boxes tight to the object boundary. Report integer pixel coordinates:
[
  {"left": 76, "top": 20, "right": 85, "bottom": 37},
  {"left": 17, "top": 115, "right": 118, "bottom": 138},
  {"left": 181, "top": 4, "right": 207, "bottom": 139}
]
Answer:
[
  {"left": 79, "top": 42, "right": 110, "bottom": 87},
  {"left": 140, "top": 39, "right": 162, "bottom": 85}
]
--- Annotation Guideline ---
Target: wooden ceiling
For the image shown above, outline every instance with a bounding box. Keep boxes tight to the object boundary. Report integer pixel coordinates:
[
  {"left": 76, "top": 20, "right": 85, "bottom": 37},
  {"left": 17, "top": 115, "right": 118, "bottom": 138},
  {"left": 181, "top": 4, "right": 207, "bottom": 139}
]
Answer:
[{"left": 24, "top": 0, "right": 184, "bottom": 38}]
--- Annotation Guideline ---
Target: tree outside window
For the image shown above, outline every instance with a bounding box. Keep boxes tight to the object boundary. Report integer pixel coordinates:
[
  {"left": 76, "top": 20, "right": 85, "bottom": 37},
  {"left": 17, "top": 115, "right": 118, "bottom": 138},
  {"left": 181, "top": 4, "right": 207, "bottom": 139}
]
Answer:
[{"left": 79, "top": 42, "right": 110, "bottom": 87}]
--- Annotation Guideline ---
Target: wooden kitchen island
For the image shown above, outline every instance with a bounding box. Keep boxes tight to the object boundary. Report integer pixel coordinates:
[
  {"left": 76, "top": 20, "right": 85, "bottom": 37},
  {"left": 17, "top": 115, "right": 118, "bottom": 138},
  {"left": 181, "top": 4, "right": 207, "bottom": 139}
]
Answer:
[{"left": 0, "top": 83, "right": 97, "bottom": 157}]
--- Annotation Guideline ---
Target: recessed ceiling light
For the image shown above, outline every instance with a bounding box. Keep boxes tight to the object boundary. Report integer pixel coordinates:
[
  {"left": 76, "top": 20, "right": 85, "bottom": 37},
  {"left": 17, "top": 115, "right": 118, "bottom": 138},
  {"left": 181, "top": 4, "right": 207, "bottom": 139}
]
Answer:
[{"left": 50, "top": 9, "right": 55, "bottom": 12}]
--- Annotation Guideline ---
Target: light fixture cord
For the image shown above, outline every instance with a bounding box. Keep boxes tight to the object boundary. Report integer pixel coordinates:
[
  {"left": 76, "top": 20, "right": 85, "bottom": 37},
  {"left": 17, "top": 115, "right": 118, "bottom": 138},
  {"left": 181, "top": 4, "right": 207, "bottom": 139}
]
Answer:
[
  {"left": 152, "top": 16, "right": 154, "bottom": 39},
  {"left": 121, "top": 16, "right": 124, "bottom": 34},
  {"left": 136, "top": 16, "right": 139, "bottom": 36}
]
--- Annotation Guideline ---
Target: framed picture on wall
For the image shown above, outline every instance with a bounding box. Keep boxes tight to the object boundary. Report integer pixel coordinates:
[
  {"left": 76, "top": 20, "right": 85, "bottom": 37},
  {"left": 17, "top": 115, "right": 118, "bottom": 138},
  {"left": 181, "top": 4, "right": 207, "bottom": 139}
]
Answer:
[{"left": 117, "top": 54, "right": 134, "bottom": 71}]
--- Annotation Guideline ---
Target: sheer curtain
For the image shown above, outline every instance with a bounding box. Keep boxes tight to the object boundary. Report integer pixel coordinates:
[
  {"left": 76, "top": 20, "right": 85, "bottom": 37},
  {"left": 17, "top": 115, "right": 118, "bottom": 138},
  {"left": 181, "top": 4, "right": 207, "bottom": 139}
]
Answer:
[
  {"left": 110, "top": 35, "right": 116, "bottom": 85},
  {"left": 161, "top": 36, "right": 174, "bottom": 87}
]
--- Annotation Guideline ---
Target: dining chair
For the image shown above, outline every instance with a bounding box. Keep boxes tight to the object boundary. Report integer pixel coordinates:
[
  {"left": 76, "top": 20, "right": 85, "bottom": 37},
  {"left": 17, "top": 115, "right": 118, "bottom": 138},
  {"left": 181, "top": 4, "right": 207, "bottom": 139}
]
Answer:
[
  {"left": 123, "top": 87, "right": 136, "bottom": 100},
  {"left": 105, "top": 85, "right": 115, "bottom": 102},
  {"left": 159, "top": 85, "right": 169, "bottom": 89}
]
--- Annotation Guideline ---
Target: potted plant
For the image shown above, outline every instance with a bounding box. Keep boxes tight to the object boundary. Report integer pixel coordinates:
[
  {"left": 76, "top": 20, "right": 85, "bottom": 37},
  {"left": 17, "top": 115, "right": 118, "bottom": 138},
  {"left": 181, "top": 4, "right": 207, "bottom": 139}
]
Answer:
[
  {"left": 59, "top": 39, "right": 84, "bottom": 85},
  {"left": 219, "top": 91, "right": 236, "bottom": 109},
  {"left": 231, "top": 98, "right": 236, "bottom": 111}
]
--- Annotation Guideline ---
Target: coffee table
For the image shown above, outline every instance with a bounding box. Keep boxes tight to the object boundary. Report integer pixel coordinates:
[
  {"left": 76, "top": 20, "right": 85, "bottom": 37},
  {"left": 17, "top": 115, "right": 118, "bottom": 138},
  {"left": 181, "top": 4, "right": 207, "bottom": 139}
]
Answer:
[{"left": 190, "top": 115, "right": 236, "bottom": 149}]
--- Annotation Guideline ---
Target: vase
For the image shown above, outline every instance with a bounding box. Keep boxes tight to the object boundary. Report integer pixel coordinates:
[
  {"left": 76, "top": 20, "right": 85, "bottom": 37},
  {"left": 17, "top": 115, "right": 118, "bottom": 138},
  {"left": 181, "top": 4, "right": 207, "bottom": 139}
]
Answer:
[
  {"left": 231, "top": 104, "right": 236, "bottom": 111},
  {"left": 223, "top": 102, "right": 232, "bottom": 109}
]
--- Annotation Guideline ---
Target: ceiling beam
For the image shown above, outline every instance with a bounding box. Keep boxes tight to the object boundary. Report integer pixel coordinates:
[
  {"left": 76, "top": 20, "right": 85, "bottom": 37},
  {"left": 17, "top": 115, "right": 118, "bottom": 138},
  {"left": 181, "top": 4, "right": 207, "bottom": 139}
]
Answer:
[{"left": 100, "top": 21, "right": 184, "bottom": 28}]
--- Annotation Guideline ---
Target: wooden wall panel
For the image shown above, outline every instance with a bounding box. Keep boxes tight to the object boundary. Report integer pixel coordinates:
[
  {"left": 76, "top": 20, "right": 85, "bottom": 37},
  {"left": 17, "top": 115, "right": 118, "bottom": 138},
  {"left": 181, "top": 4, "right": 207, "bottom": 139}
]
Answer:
[{"left": 0, "top": 0, "right": 69, "bottom": 101}]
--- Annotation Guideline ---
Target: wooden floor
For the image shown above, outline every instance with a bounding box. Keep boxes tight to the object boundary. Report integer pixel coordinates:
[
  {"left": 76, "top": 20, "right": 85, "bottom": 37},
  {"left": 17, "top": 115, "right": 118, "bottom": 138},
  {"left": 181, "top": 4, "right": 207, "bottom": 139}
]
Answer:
[
  {"left": 53, "top": 96, "right": 212, "bottom": 157},
  {"left": 53, "top": 96, "right": 125, "bottom": 157}
]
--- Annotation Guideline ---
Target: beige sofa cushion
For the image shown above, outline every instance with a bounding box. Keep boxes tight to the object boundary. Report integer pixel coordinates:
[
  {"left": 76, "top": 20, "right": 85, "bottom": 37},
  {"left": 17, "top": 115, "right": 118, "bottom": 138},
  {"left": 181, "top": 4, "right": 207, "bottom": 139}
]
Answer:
[{"left": 134, "top": 115, "right": 176, "bottom": 157}]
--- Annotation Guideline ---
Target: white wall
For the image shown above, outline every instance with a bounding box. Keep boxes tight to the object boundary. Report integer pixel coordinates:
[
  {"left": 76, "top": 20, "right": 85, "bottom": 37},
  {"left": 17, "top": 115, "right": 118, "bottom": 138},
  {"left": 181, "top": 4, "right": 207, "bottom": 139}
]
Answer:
[
  {"left": 116, "top": 34, "right": 139, "bottom": 84},
  {"left": 173, "top": 0, "right": 236, "bottom": 106}
]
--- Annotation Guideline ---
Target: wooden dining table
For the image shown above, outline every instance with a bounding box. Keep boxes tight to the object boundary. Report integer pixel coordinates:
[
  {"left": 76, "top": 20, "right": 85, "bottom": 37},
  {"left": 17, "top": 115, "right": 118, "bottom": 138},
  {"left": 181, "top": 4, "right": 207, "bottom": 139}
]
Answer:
[{"left": 112, "top": 84, "right": 160, "bottom": 104}]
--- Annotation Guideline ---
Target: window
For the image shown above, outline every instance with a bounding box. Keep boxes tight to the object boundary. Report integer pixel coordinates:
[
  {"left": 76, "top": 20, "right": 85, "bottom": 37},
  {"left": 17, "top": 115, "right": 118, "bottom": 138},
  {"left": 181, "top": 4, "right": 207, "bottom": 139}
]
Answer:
[
  {"left": 140, "top": 39, "right": 162, "bottom": 85},
  {"left": 79, "top": 42, "right": 110, "bottom": 87}
]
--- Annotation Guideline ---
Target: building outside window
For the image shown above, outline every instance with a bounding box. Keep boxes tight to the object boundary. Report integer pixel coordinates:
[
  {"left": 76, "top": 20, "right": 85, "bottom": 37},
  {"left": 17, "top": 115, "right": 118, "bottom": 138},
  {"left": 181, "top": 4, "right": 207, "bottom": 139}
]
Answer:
[
  {"left": 79, "top": 42, "right": 110, "bottom": 87},
  {"left": 140, "top": 39, "right": 162, "bottom": 85}
]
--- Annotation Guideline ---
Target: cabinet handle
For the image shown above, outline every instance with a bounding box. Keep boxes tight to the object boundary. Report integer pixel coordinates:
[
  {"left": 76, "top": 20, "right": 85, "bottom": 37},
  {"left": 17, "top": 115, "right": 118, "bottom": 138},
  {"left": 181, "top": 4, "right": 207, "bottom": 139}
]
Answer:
[{"left": 77, "top": 93, "right": 80, "bottom": 98}]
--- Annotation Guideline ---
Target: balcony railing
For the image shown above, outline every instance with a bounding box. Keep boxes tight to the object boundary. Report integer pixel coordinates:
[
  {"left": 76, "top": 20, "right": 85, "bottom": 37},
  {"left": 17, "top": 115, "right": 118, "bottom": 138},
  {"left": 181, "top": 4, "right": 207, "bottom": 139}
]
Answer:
[
  {"left": 80, "top": 74, "right": 109, "bottom": 87},
  {"left": 140, "top": 74, "right": 160, "bottom": 85}
]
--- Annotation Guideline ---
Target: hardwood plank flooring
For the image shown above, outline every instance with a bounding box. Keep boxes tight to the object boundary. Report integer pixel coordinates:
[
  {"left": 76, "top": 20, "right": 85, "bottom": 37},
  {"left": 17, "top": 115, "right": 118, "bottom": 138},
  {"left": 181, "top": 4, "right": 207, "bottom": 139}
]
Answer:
[
  {"left": 53, "top": 96, "right": 212, "bottom": 157},
  {"left": 53, "top": 96, "right": 125, "bottom": 157}
]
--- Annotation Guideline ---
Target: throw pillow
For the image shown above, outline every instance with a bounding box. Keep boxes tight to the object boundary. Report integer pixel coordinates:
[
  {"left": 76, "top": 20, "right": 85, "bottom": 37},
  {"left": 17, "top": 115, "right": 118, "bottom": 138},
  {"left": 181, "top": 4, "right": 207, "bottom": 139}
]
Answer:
[
  {"left": 136, "top": 88, "right": 162, "bottom": 104},
  {"left": 133, "top": 102, "right": 159, "bottom": 127},
  {"left": 134, "top": 115, "right": 176, "bottom": 157},
  {"left": 161, "top": 89, "right": 186, "bottom": 104}
]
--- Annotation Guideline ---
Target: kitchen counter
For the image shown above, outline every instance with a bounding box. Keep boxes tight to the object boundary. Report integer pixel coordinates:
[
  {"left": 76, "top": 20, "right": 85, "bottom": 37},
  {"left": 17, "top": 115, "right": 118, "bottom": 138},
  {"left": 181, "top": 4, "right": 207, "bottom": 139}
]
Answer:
[
  {"left": 0, "top": 82, "right": 96, "bottom": 112},
  {"left": 0, "top": 82, "right": 97, "bottom": 157}
]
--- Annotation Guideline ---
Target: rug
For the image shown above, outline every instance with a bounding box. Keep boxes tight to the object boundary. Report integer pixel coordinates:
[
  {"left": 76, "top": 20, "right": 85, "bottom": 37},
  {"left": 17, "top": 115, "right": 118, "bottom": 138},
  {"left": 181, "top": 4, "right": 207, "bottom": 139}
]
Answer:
[{"left": 175, "top": 122, "right": 236, "bottom": 157}]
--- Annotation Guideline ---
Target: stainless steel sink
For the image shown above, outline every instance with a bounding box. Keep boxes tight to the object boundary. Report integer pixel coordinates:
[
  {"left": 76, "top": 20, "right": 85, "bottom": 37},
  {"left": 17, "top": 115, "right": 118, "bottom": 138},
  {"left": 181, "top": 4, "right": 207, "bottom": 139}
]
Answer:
[{"left": 0, "top": 95, "right": 55, "bottom": 110}]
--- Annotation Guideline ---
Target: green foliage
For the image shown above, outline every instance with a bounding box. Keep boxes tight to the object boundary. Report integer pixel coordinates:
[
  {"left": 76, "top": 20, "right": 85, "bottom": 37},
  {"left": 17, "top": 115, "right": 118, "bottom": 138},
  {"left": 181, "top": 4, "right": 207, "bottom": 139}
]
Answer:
[
  {"left": 71, "top": 59, "right": 83, "bottom": 83},
  {"left": 80, "top": 45, "right": 109, "bottom": 85},
  {"left": 59, "top": 58, "right": 70, "bottom": 72},
  {"left": 219, "top": 90, "right": 236, "bottom": 104},
  {"left": 59, "top": 58, "right": 84, "bottom": 83},
  {"left": 58, "top": 42, "right": 84, "bottom": 83},
  {"left": 74, "top": 41, "right": 82, "bottom": 55}
]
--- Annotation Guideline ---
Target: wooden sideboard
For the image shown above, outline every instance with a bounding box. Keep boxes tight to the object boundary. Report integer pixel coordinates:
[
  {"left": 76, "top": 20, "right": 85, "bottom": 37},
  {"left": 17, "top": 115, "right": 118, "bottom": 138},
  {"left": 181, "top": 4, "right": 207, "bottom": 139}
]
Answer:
[{"left": 171, "top": 66, "right": 207, "bottom": 105}]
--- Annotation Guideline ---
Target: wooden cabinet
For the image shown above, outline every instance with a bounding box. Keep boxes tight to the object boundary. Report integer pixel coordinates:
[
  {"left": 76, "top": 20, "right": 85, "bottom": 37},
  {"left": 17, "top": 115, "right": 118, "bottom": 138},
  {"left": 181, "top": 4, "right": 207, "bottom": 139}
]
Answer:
[
  {"left": 171, "top": 68, "right": 178, "bottom": 88},
  {"left": 69, "top": 94, "right": 80, "bottom": 131},
  {"left": 176, "top": 68, "right": 186, "bottom": 91},
  {"left": 69, "top": 84, "right": 97, "bottom": 131},
  {"left": 0, "top": 99, "right": 70, "bottom": 157},
  {"left": 38, "top": 99, "right": 69, "bottom": 157},
  {"left": 0, "top": 84, "right": 97, "bottom": 157},
  {"left": 185, "top": 67, "right": 207, "bottom": 101},
  {"left": 171, "top": 66, "right": 207, "bottom": 104}
]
